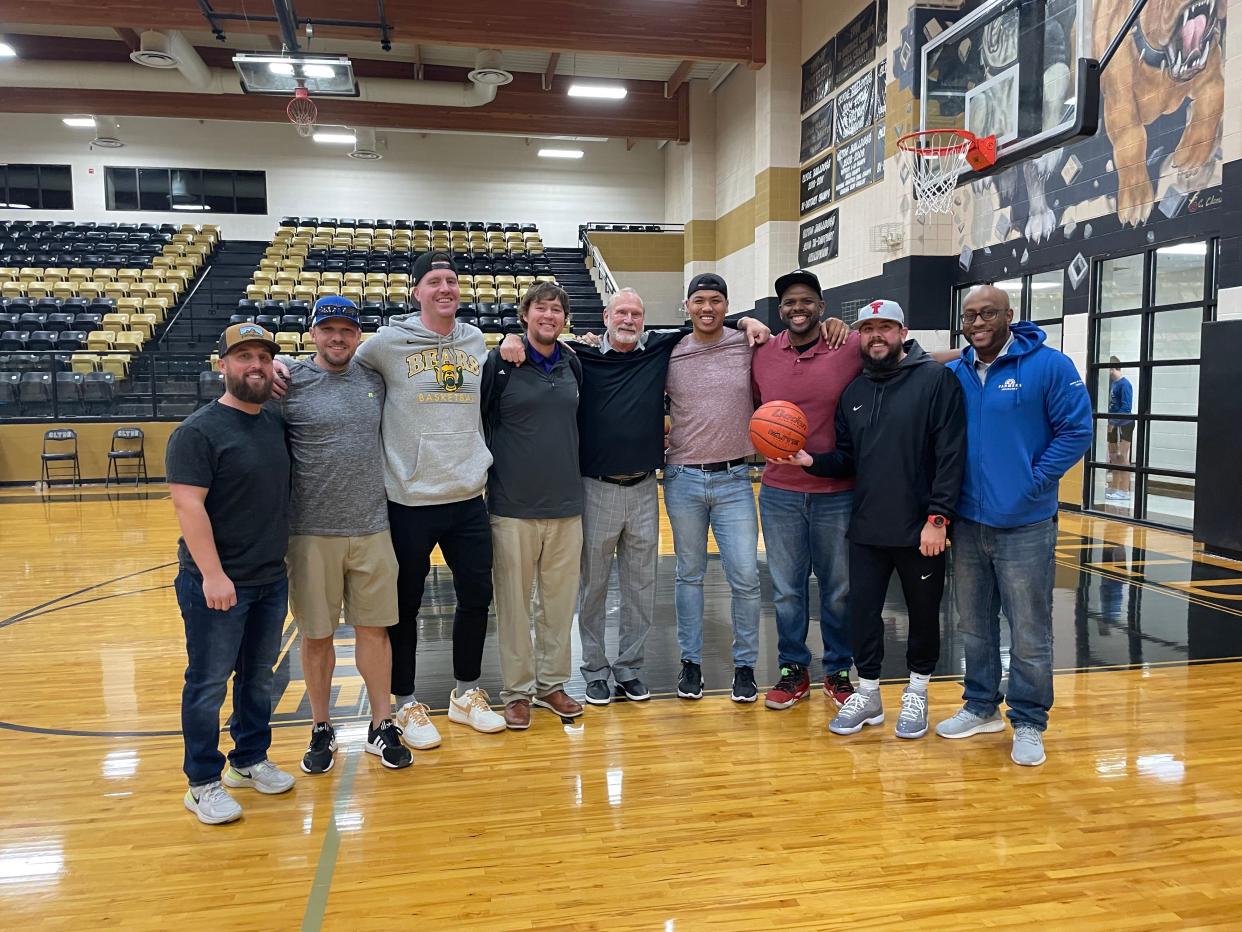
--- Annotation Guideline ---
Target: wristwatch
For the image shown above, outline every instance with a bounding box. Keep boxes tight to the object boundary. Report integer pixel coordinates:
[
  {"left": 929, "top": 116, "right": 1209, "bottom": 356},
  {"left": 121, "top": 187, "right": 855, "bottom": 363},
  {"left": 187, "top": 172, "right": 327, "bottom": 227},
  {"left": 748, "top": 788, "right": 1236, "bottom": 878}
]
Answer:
[{"left": 927, "top": 515, "right": 948, "bottom": 529}]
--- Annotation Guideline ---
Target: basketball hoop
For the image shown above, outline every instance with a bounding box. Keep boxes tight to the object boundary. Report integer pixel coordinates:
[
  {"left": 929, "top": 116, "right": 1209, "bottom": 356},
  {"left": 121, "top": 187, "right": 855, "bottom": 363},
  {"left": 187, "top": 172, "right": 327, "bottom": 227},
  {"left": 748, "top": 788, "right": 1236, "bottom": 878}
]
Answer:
[
  {"left": 287, "top": 85, "right": 318, "bottom": 138},
  {"left": 898, "top": 130, "right": 996, "bottom": 216}
]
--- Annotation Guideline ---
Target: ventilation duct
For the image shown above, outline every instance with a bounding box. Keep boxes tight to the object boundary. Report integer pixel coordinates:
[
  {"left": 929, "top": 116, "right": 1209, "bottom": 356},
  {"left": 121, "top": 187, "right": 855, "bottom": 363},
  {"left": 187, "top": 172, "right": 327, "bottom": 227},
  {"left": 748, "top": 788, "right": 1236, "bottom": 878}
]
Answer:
[
  {"left": 467, "top": 50, "right": 513, "bottom": 86},
  {"left": 348, "top": 128, "right": 382, "bottom": 160},
  {"left": 91, "top": 115, "right": 123, "bottom": 148}
]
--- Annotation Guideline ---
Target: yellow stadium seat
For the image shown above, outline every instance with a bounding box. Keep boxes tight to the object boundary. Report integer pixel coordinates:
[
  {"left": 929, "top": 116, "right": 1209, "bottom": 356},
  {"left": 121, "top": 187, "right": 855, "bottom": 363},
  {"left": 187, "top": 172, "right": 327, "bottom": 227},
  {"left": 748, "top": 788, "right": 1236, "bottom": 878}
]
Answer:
[
  {"left": 0, "top": 267, "right": 16, "bottom": 282},
  {"left": 154, "top": 283, "right": 180, "bottom": 305},
  {"left": 246, "top": 285, "right": 268, "bottom": 302},
  {"left": 19, "top": 267, "right": 42, "bottom": 283},
  {"left": 117, "top": 297, "right": 143, "bottom": 315},
  {"left": 104, "top": 283, "right": 129, "bottom": 300},
  {"left": 128, "top": 284, "right": 154, "bottom": 300},
  {"left": 341, "top": 286, "right": 364, "bottom": 302},
  {"left": 344, "top": 272, "right": 366, "bottom": 286},
  {"left": 387, "top": 288, "right": 409, "bottom": 302},
  {"left": 294, "top": 285, "right": 317, "bottom": 303},
  {"left": 101, "top": 314, "right": 130, "bottom": 333},
  {"left": 53, "top": 284, "right": 77, "bottom": 300},
  {"left": 71, "top": 353, "right": 98, "bottom": 374},
  {"left": 101, "top": 354, "right": 130, "bottom": 378},
  {"left": 114, "top": 331, "right": 144, "bottom": 354},
  {"left": 129, "top": 314, "right": 158, "bottom": 340},
  {"left": 87, "top": 330, "right": 116, "bottom": 352},
  {"left": 316, "top": 285, "right": 340, "bottom": 298},
  {"left": 142, "top": 298, "right": 170, "bottom": 322},
  {"left": 275, "top": 332, "right": 301, "bottom": 353},
  {"left": 1, "top": 282, "right": 22, "bottom": 299},
  {"left": 77, "top": 283, "right": 101, "bottom": 301},
  {"left": 298, "top": 271, "right": 321, "bottom": 284},
  {"left": 43, "top": 267, "right": 68, "bottom": 283},
  {"left": 25, "top": 282, "right": 51, "bottom": 299},
  {"left": 116, "top": 268, "right": 141, "bottom": 283}
]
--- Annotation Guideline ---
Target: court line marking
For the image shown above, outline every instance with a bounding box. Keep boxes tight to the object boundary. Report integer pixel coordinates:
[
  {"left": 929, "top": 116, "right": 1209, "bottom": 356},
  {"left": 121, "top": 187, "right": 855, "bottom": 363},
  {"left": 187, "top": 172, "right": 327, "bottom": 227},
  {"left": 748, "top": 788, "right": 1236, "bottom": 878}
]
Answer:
[
  {"left": 0, "top": 562, "right": 175, "bottom": 629},
  {"left": 301, "top": 748, "right": 361, "bottom": 932}
]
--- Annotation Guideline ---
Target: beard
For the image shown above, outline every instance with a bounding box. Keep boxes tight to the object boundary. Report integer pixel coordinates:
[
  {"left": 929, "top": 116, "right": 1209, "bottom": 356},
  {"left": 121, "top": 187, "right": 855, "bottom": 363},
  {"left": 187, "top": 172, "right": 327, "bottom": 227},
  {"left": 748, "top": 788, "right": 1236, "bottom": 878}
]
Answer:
[
  {"left": 225, "top": 371, "right": 273, "bottom": 404},
  {"left": 861, "top": 340, "right": 902, "bottom": 373}
]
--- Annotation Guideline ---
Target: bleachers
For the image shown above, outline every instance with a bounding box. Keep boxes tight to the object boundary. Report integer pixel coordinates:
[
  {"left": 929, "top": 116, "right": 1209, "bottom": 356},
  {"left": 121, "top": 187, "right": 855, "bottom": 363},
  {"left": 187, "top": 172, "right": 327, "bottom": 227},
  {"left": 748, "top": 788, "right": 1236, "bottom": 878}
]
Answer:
[
  {"left": 0, "top": 220, "right": 220, "bottom": 418},
  {"left": 242, "top": 218, "right": 562, "bottom": 352}
]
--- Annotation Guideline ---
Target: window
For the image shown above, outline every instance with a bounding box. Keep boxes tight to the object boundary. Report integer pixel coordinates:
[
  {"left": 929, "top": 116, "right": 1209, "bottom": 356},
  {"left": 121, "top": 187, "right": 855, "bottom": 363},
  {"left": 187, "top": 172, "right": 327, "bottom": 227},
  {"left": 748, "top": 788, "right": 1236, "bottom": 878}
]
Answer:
[
  {"left": 952, "top": 269, "right": 1065, "bottom": 349},
  {"left": 0, "top": 163, "right": 74, "bottom": 210},
  {"left": 104, "top": 166, "right": 267, "bottom": 214},
  {"left": 1087, "top": 240, "right": 1215, "bottom": 529}
]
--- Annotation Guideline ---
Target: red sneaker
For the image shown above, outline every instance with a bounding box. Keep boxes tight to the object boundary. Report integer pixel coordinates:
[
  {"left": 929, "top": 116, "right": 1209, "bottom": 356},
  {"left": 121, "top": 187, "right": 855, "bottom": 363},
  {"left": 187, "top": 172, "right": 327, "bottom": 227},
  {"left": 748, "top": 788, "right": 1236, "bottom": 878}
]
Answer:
[
  {"left": 824, "top": 670, "right": 855, "bottom": 707},
  {"left": 764, "top": 666, "right": 810, "bottom": 709}
]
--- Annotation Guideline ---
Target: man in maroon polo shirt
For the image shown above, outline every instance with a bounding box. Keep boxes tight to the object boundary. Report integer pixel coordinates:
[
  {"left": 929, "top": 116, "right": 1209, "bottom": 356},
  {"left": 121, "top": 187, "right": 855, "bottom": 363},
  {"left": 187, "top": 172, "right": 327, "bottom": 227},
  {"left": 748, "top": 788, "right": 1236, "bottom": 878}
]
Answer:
[{"left": 752, "top": 269, "right": 861, "bottom": 710}]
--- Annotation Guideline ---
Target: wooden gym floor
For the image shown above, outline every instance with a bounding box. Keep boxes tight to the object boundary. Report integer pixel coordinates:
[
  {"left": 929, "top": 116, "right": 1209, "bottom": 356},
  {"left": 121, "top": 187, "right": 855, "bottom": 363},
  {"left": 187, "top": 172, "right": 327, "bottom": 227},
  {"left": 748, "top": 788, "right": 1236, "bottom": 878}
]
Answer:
[{"left": 2, "top": 485, "right": 1242, "bottom": 929}]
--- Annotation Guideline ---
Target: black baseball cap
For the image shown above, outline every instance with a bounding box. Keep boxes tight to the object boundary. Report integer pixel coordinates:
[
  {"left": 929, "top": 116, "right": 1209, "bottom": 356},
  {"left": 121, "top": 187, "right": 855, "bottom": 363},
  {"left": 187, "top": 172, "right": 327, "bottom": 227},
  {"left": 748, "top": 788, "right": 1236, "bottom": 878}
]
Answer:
[
  {"left": 687, "top": 273, "right": 728, "bottom": 299},
  {"left": 311, "top": 295, "right": 360, "bottom": 327},
  {"left": 412, "top": 250, "right": 458, "bottom": 285},
  {"left": 774, "top": 269, "right": 823, "bottom": 299}
]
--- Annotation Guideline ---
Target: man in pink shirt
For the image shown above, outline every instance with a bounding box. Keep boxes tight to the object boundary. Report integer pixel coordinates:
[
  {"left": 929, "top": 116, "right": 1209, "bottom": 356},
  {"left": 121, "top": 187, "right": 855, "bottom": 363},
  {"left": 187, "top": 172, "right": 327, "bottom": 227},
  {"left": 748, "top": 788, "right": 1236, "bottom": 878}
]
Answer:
[{"left": 751, "top": 269, "right": 861, "bottom": 711}]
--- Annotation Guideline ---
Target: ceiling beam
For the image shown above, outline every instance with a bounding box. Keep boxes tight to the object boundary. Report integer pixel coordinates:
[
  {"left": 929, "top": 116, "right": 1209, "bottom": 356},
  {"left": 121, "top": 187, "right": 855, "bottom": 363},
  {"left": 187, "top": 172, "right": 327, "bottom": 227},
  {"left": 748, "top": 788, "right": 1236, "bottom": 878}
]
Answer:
[
  {"left": 664, "top": 60, "right": 693, "bottom": 99},
  {"left": 113, "top": 28, "right": 140, "bottom": 51},
  {"left": 748, "top": 0, "right": 767, "bottom": 69},
  {"left": 0, "top": 0, "right": 760, "bottom": 63},
  {"left": 542, "top": 52, "right": 560, "bottom": 92}
]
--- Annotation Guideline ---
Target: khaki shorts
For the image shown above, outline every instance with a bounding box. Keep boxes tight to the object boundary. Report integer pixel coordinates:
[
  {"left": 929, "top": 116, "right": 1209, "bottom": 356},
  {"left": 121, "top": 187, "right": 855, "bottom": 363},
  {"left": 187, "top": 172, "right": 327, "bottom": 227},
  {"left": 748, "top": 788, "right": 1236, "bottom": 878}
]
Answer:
[{"left": 287, "top": 531, "right": 399, "bottom": 639}]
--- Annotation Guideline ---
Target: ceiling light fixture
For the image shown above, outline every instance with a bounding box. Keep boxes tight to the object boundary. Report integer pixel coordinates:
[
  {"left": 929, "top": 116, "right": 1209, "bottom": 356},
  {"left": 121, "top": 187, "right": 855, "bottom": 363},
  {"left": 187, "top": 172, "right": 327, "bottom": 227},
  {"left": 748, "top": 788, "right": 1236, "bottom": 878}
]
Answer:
[
  {"left": 172, "top": 204, "right": 211, "bottom": 211},
  {"left": 313, "top": 132, "right": 357, "bottom": 144},
  {"left": 0, "top": 202, "right": 31, "bottom": 209},
  {"left": 62, "top": 117, "right": 97, "bottom": 128},
  {"left": 567, "top": 84, "right": 627, "bottom": 100},
  {"left": 538, "top": 148, "right": 584, "bottom": 159},
  {"left": 302, "top": 64, "right": 337, "bottom": 79},
  {"left": 0, "top": 43, "right": 16, "bottom": 59},
  {"left": 267, "top": 62, "right": 295, "bottom": 76}
]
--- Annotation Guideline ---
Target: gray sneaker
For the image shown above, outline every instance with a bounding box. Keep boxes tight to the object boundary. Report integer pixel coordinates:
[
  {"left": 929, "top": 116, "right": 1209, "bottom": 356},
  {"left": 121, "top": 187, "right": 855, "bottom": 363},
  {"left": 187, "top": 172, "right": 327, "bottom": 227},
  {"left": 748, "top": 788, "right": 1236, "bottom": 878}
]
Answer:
[
  {"left": 894, "top": 687, "right": 929, "bottom": 739},
  {"left": 1011, "top": 724, "right": 1047, "bottom": 766},
  {"left": 828, "top": 688, "right": 884, "bottom": 735},
  {"left": 935, "top": 705, "right": 1007, "bottom": 739}
]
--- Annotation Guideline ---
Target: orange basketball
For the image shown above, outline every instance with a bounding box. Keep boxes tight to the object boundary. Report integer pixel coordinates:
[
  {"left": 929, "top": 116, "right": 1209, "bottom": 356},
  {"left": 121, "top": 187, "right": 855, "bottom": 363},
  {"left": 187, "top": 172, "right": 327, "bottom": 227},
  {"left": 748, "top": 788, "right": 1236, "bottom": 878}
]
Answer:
[{"left": 749, "top": 400, "right": 809, "bottom": 459}]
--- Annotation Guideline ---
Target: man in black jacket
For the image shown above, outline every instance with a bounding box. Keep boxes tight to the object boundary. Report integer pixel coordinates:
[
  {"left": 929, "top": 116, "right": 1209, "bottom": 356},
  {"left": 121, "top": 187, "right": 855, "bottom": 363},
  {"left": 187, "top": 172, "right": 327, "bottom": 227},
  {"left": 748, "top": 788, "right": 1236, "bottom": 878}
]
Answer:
[{"left": 775, "top": 299, "right": 966, "bottom": 740}]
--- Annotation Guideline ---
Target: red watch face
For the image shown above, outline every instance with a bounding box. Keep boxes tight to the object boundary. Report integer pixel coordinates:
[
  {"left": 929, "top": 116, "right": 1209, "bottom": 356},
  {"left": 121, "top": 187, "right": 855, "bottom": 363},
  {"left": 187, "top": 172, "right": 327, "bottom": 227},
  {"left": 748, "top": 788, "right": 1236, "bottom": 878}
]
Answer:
[{"left": 929, "top": 516, "right": 946, "bottom": 528}]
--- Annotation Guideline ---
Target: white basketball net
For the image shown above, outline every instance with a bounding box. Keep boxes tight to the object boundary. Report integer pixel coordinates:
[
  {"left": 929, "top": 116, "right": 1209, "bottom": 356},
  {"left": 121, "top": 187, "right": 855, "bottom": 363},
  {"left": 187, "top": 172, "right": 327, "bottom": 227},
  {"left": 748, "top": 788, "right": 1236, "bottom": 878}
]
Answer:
[
  {"left": 287, "top": 88, "right": 318, "bottom": 138},
  {"left": 900, "top": 131, "right": 973, "bottom": 217}
]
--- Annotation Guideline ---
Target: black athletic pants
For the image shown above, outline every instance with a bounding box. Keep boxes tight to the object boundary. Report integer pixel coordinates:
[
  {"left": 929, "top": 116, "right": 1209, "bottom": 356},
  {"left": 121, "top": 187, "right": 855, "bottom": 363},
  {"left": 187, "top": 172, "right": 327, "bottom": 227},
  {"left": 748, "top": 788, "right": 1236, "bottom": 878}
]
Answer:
[
  {"left": 386, "top": 495, "right": 493, "bottom": 696},
  {"left": 848, "top": 541, "right": 946, "bottom": 680}
]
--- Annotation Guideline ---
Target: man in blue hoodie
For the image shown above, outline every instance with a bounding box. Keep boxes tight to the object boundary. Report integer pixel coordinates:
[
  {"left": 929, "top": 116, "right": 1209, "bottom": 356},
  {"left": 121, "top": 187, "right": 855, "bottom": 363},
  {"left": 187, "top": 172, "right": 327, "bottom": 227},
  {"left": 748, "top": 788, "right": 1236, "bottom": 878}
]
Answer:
[{"left": 936, "top": 284, "right": 1091, "bottom": 766}]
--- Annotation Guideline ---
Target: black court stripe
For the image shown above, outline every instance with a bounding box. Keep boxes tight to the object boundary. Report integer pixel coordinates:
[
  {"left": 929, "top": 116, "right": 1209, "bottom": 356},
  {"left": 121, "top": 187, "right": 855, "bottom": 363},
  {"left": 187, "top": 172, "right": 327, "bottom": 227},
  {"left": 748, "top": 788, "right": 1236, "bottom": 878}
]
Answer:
[{"left": 0, "top": 562, "right": 177, "bottom": 629}]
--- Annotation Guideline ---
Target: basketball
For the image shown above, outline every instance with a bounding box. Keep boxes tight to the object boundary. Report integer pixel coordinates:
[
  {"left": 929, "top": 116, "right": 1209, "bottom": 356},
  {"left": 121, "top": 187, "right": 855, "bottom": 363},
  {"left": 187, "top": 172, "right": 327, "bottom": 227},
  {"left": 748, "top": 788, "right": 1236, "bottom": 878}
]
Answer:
[{"left": 749, "top": 400, "right": 809, "bottom": 459}]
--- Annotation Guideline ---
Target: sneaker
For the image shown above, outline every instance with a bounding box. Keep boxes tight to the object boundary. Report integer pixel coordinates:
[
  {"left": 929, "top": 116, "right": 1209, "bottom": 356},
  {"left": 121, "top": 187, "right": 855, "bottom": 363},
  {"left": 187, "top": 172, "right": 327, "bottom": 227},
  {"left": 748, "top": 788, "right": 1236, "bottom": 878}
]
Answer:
[
  {"left": 731, "top": 666, "right": 758, "bottom": 703},
  {"left": 616, "top": 678, "right": 651, "bottom": 701},
  {"left": 1011, "top": 723, "right": 1047, "bottom": 766},
  {"left": 533, "top": 689, "right": 584, "bottom": 718},
  {"left": 448, "top": 687, "right": 507, "bottom": 734},
  {"left": 395, "top": 701, "right": 442, "bottom": 750},
  {"left": 1104, "top": 489, "right": 1122, "bottom": 501},
  {"left": 222, "top": 759, "right": 295, "bottom": 795},
  {"left": 677, "top": 660, "right": 704, "bottom": 700},
  {"left": 366, "top": 719, "right": 413, "bottom": 769},
  {"left": 764, "top": 665, "right": 810, "bottom": 709},
  {"left": 183, "top": 781, "right": 242, "bottom": 825},
  {"left": 828, "top": 688, "right": 884, "bottom": 735},
  {"left": 584, "top": 680, "right": 612, "bottom": 706},
  {"left": 823, "top": 670, "right": 856, "bottom": 707},
  {"left": 894, "top": 687, "right": 929, "bottom": 739},
  {"left": 935, "top": 705, "right": 1007, "bottom": 739},
  {"left": 300, "top": 722, "right": 336, "bottom": 774}
]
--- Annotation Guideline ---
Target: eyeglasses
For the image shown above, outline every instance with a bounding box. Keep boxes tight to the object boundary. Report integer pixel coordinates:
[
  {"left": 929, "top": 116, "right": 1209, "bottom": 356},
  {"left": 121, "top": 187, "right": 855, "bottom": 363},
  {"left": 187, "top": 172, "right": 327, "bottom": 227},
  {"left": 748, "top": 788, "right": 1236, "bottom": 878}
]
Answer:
[{"left": 962, "top": 308, "right": 1003, "bottom": 324}]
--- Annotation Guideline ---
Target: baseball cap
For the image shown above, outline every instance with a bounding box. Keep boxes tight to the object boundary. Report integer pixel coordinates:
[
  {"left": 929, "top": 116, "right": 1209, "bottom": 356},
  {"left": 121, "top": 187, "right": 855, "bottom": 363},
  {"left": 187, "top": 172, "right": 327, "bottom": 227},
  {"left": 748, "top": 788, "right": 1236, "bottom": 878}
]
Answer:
[
  {"left": 311, "top": 295, "right": 360, "bottom": 328},
  {"left": 687, "top": 272, "right": 728, "bottom": 299},
  {"left": 851, "top": 298, "right": 906, "bottom": 330},
  {"left": 217, "top": 322, "right": 280, "bottom": 357},
  {"left": 774, "top": 269, "right": 822, "bottom": 299},
  {"left": 412, "top": 250, "right": 458, "bottom": 285}
]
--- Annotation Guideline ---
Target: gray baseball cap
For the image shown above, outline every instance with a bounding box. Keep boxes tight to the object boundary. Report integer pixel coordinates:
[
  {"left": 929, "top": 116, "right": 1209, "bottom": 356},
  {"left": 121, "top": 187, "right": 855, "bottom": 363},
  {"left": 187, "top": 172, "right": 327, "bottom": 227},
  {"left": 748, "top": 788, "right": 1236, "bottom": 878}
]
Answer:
[{"left": 851, "top": 298, "right": 906, "bottom": 330}]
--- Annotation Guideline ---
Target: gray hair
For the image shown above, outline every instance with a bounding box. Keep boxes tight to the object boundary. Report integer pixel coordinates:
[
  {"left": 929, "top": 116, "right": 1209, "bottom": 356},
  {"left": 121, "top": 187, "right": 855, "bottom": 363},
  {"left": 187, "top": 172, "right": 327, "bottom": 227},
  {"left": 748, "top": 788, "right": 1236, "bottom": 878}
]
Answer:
[{"left": 605, "top": 287, "right": 645, "bottom": 313}]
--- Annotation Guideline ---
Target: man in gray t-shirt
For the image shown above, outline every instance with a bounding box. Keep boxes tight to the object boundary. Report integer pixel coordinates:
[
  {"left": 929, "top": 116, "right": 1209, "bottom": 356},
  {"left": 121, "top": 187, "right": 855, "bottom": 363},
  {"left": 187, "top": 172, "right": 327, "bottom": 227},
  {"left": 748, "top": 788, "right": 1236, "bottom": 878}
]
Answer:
[{"left": 274, "top": 297, "right": 419, "bottom": 775}]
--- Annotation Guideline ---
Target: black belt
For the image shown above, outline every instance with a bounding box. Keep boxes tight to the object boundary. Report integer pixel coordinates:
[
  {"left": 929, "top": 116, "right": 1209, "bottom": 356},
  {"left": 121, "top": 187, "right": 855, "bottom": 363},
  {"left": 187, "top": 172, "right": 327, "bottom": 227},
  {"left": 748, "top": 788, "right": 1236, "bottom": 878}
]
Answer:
[
  {"left": 678, "top": 457, "right": 748, "bottom": 473},
  {"left": 595, "top": 472, "right": 653, "bottom": 487}
]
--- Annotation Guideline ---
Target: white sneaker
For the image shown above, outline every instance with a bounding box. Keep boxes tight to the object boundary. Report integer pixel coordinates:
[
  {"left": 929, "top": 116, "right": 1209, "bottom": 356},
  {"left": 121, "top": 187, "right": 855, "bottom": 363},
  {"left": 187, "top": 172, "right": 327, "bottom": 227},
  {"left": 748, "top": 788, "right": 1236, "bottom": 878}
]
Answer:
[
  {"left": 447, "top": 687, "right": 506, "bottom": 734},
  {"left": 184, "top": 780, "right": 242, "bottom": 824},
  {"left": 222, "top": 758, "right": 296, "bottom": 795},
  {"left": 395, "top": 701, "right": 442, "bottom": 750}
]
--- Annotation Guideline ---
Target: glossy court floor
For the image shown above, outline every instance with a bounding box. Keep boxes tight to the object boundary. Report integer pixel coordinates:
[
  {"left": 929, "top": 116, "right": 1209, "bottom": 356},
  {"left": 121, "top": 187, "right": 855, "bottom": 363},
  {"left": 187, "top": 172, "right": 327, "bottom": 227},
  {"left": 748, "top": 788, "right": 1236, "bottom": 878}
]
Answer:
[{"left": 2, "top": 485, "right": 1242, "bottom": 929}]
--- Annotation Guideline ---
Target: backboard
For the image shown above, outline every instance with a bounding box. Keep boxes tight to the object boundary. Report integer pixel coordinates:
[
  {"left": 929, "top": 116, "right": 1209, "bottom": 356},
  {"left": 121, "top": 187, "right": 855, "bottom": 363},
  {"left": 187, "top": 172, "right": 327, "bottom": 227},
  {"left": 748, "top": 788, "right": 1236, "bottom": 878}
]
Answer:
[{"left": 920, "top": 0, "right": 1099, "bottom": 179}]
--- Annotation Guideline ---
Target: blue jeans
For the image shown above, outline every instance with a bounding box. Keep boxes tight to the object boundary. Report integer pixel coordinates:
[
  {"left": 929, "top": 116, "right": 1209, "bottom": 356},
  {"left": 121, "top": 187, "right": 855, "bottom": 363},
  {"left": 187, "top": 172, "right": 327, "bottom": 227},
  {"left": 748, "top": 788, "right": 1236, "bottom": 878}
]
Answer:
[
  {"left": 663, "top": 464, "right": 760, "bottom": 667},
  {"left": 176, "top": 569, "right": 289, "bottom": 787},
  {"left": 951, "top": 517, "right": 1057, "bottom": 730},
  {"left": 758, "top": 485, "right": 852, "bottom": 673}
]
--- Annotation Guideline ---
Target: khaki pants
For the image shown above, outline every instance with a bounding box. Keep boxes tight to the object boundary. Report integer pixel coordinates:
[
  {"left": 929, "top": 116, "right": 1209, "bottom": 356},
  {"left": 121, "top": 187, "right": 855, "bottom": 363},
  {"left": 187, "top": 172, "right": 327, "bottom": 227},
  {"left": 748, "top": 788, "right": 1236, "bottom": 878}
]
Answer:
[{"left": 490, "top": 515, "right": 583, "bottom": 705}]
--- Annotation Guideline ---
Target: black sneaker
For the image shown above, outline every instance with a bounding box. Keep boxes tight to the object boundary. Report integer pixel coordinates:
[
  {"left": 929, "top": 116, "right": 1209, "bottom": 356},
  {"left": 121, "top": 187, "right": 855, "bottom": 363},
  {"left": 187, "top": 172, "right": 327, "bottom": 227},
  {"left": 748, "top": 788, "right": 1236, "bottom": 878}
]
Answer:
[
  {"left": 300, "top": 722, "right": 336, "bottom": 774},
  {"left": 731, "top": 666, "right": 758, "bottom": 703},
  {"left": 616, "top": 677, "right": 651, "bottom": 701},
  {"left": 677, "top": 660, "right": 704, "bottom": 700},
  {"left": 584, "top": 680, "right": 612, "bottom": 706},
  {"left": 366, "top": 719, "right": 413, "bottom": 770}
]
